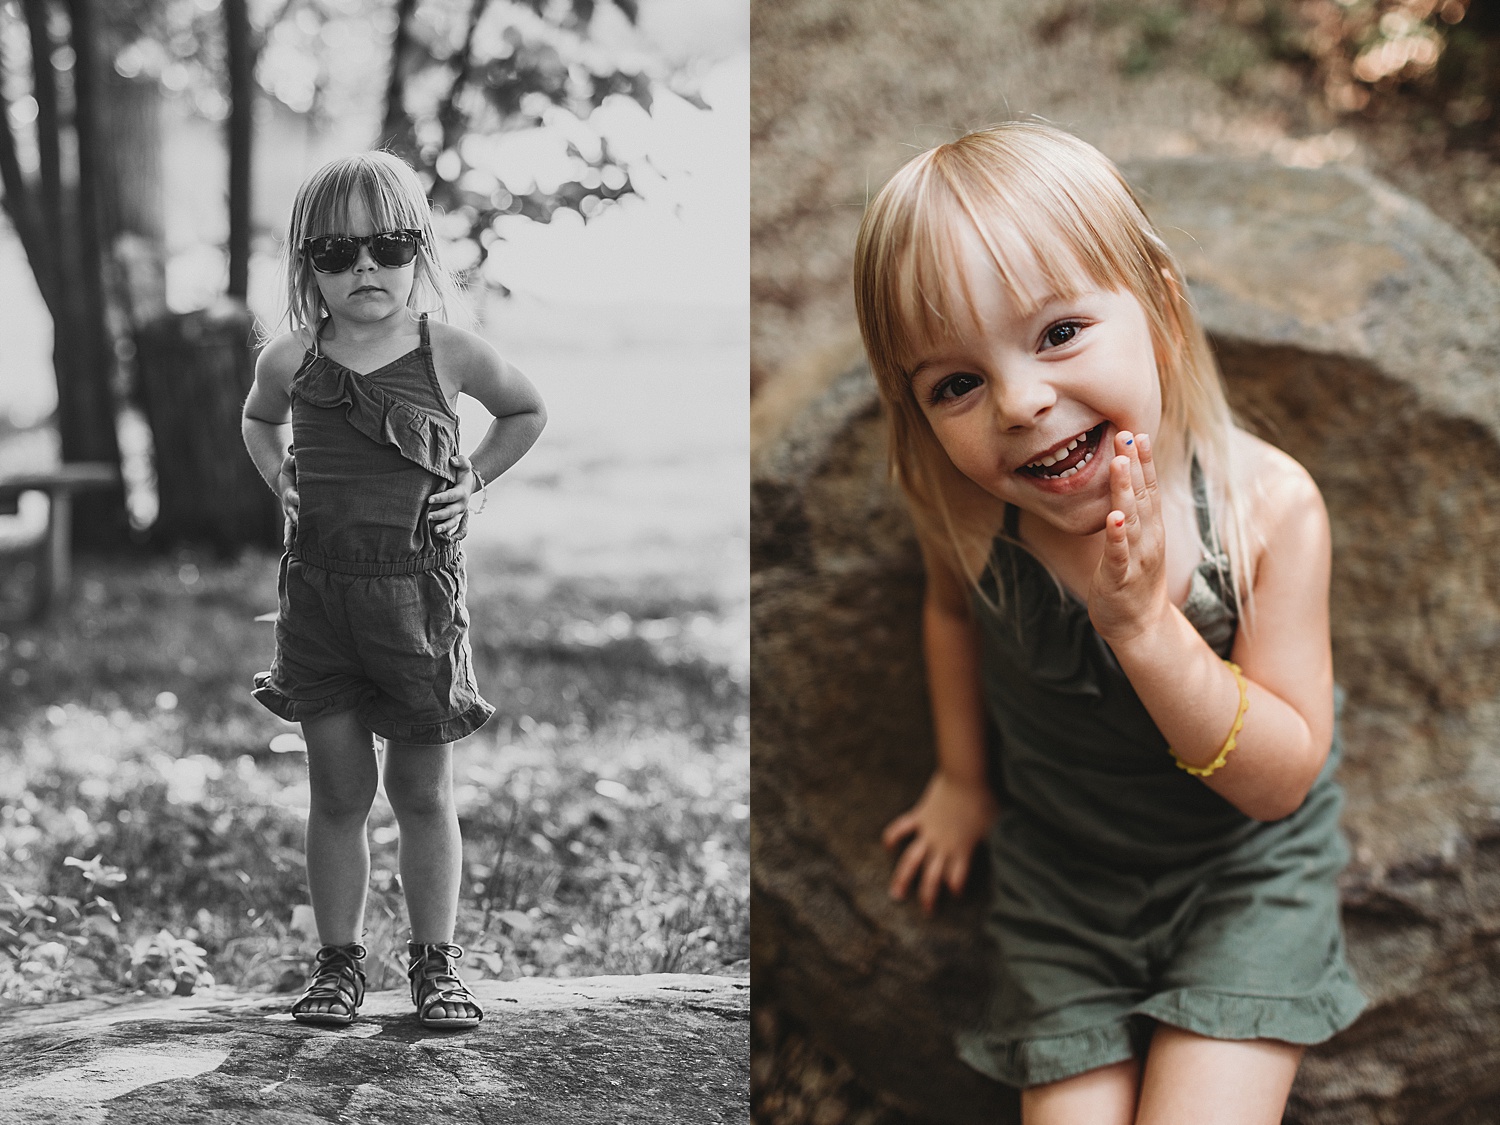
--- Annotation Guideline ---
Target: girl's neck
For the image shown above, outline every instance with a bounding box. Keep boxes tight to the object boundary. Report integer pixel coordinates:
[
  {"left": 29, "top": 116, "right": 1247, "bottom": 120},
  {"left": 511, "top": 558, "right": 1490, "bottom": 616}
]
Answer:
[{"left": 318, "top": 308, "right": 418, "bottom": 348}]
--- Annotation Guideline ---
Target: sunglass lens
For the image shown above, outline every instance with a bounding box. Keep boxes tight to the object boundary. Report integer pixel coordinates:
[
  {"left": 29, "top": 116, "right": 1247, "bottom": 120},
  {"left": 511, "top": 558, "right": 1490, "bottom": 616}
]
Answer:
[
  {"left": 372, "top": 231, "right": 419, "bottom": 267},
  {"left": 309, "top": 237, "right": 357, "bottom": 272}
]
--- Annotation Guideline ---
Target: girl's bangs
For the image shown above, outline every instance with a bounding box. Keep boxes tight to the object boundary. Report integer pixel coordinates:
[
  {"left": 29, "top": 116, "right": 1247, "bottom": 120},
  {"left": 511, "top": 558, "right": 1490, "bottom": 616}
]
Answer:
[
  {"left": 300, "top": 165, "right": 425, "bottom": 238},
  {"left": 891, "top": 179, "right": 1102, "bottom": 376}
]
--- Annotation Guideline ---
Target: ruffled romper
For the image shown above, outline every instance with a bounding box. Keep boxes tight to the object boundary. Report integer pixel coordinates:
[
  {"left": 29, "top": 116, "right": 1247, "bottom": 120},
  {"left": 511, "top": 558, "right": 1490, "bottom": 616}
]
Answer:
[
  {"left": 252, "top": 315, "right": 495, "bottom": 745},
  {"left": 956, "top": 482, "right": 1365, "bottom": 1088}
]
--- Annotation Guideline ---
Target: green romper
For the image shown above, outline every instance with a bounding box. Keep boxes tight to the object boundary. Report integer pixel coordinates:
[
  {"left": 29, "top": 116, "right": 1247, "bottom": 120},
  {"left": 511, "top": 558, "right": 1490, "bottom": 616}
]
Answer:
[{"left": 955, "top": 486, "right": 1366, "bottom": 1089}]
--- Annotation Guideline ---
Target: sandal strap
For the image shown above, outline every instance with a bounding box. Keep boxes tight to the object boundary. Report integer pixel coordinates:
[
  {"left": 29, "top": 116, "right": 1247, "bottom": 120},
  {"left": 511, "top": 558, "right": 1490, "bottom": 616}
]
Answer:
[
  {"left": 408, "top": 941, "right": 482, "bottom": 1019},
  {"left": 294, "top": 942, "right": 367, "bottom": 1014}
]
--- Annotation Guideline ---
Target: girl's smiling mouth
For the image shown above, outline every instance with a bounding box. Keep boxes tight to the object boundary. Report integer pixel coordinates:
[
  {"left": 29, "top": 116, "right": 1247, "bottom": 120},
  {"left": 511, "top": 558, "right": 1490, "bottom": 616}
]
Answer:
[{"left": 1017, "top": 422, "right": 1107, "bottom": 480}]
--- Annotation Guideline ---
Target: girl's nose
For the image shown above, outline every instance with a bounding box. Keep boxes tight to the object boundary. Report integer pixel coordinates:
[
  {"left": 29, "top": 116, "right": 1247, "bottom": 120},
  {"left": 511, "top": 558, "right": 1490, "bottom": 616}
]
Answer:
[
  {"left": 352, "top": 243, "right": 378, "bottom": 271},
  {"left": 992, "top": 367, "right": 1056, "bottom": 430}
]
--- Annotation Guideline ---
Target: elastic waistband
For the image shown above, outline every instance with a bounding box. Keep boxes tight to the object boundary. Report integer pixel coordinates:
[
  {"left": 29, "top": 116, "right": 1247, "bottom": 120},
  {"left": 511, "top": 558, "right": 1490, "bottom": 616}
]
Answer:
[{"left": 291, "top": 545, "right": 459, "bottom": 576}]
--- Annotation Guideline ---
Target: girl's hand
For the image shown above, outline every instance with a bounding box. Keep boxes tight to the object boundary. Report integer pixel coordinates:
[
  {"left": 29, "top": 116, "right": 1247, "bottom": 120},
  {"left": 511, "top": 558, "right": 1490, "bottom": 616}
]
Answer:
[
  {"left": 1088, "top": 431, "right": 1170, "bottom": 645},
  {"left": 881, "top": 770, "right": 998, "bottom": 916},
  {"left": 276, "top": 449, "right": 299, "bottom": 527},
  {"left": 427, "top": 454, "right": 480, "bottom": 539}
]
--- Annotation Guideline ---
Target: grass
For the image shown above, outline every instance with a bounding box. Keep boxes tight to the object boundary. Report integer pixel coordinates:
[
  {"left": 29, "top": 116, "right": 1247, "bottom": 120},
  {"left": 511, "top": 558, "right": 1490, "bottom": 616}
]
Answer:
[{"left": 0, "top": 543, "right": 748, "bottom": 1006}]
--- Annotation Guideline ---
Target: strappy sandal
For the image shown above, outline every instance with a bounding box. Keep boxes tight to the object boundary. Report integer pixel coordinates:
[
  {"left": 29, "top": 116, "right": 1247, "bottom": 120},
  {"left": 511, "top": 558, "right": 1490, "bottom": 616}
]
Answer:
[
  {"left": 291, "top": 942, "right": 367, "bottom": 1026},
  {"left": 407, "top": 941, "right": 483, "bottom": 1030}
]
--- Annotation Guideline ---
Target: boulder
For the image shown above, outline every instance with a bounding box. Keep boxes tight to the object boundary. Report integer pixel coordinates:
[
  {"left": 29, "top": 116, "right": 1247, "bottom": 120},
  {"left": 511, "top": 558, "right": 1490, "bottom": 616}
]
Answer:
[
  {"left": 0, "top": 973, "right": 748, "bottom": 1124},
  {"left": 751, "top": 159, "right": 1500, "bottom": 1124}
]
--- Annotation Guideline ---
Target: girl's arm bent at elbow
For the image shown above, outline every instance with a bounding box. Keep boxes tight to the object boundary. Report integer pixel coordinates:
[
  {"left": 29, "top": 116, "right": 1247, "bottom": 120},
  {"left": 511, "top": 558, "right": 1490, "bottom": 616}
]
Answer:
[{"left": 1104, "top": 436, "right": 1335, "bottom": 822}]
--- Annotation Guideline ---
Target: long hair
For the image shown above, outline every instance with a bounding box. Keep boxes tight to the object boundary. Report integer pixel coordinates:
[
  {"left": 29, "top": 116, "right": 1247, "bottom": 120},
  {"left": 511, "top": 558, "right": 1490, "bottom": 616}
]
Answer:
[
  {"left": 853, "top": 122, "right": 1255, "bottom": 617},
  {"left": 277, "top": 151, "right": 467, "bottom": 348}
]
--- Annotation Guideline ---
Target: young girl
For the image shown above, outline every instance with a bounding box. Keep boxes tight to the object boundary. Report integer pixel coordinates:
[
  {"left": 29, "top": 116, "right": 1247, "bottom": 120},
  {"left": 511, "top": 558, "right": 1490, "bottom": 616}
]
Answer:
[
  {"left": 241, "top": 151, "right": 545, "bottom": 1029},
  {"left": 854, "top": 124, "right": 1365, "bottom": 1122}
]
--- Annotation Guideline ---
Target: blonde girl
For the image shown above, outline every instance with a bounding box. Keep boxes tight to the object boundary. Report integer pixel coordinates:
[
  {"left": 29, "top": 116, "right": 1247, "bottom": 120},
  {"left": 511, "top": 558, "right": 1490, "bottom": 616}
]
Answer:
[
  {"left": 855, "top": 124, "right": 1364, "bottom": 1122},
  {"left": 242, "top": 151, "right": 545, "bottom": 1029}
]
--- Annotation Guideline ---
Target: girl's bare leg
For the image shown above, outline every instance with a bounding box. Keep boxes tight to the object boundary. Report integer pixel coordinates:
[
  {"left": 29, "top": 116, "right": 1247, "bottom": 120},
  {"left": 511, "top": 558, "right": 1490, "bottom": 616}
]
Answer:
[
  {"left": 382, "top": 740, "right": 474, "bottom": 1020},
  {"left": 1021, "top": 1059, "right": 1140, "bottom": 1125},
  {"left": 1135, "top": 1025, "right": 1302, "bottom": 1125},
  {"left": 300, "top": 711, "right": 379, "bottom": 1015}
]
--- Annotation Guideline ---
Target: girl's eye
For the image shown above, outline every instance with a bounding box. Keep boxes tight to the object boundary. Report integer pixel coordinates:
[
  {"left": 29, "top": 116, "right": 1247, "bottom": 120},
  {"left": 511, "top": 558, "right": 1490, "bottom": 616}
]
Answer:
[
  {"left": 1041, "top": 321, "right": 1084, "bottom": 350},
  {"left": 930, "top": 373, "right": 982, "bottom": 404}
]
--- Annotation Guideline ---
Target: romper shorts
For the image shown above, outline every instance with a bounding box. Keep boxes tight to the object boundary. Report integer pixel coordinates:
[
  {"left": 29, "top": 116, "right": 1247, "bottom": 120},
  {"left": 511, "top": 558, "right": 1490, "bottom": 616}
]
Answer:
[
  {"left": 955, "top": 749, "right": 1368, "bottom": 1088},
  {"left": 252, "top": 548, "right": 494, "bottom": 746}
]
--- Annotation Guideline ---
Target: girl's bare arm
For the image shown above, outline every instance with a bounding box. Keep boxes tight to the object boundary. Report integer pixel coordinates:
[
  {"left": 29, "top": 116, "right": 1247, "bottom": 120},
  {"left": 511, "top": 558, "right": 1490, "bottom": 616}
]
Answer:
[
  {"left": 1092, "top": 430, "right": 1334, "bottom": 822},
  {"left": 241, "top": 335, "right": 303, "bottom": 519},
  {"left": 425, "top": 325, "right": 547, "bottom": 535},
  {"left": 882, "top": 552, "right": 998, "bottom": 914}
]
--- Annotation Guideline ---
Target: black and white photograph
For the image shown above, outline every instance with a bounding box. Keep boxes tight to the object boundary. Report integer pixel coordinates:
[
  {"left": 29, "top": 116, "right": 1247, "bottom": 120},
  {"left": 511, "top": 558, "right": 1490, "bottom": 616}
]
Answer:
[{"left": 0, "top": 0, "right": 747, "bottom": 1117}]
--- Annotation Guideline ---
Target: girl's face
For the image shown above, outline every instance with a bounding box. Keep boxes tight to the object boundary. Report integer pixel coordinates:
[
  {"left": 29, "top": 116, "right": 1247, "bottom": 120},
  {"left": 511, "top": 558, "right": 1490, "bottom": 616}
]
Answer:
[
  {"left": 906, "top": 225, "right": 1163, "bottom": 539},
  {"left": 309, "top": 194, "right": 417, "bottom": 327}
]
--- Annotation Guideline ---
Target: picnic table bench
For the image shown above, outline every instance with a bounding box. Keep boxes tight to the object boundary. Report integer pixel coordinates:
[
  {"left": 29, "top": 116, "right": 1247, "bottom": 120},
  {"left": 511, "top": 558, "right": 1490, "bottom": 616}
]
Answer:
[{"left": 0, "top": 462, "right": 120, "bottom": 620}]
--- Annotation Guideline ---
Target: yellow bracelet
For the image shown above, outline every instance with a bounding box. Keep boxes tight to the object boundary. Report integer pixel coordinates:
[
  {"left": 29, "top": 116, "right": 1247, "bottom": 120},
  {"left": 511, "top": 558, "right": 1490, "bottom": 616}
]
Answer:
[{"left": 1171, "top": 660, "right": 1248, "bottom": 778}]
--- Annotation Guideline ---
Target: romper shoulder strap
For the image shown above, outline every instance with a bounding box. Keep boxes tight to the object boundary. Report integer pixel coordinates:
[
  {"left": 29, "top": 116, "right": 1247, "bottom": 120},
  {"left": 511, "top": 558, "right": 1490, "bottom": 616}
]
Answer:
[
  {"left": 418, "top": 312, "right": 430, "bottom": 349},
  {"left": 1190, "top": 457, "right": 1213, "bottom": 550}
]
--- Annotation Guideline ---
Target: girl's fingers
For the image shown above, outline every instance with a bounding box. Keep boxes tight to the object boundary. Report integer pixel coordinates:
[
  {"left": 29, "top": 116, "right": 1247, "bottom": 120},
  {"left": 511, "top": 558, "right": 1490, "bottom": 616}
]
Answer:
[
  {"left": 945, "top": 853, "right": 971, "bottom": 897},
  {"left": 1121, "top": 430, "right": 1148, "bottom": 499},
  {"left": 1137, "top": 431, "right": 1159, "bottom": 497},
  {"left": 1110, "top": 455, "right": 1140, "bottom": 542},
  {"left": 1104, "top": 508, "right": 1131, "bottom": 576},
  {"left": 881, "top": 811, "right": 917, "bottom": 850},
  {"left": 890, "top": 837, "right": 928, "bottom": 900},
  {"left": 919, "top": 854, "right": 947, "bottom": 915}
]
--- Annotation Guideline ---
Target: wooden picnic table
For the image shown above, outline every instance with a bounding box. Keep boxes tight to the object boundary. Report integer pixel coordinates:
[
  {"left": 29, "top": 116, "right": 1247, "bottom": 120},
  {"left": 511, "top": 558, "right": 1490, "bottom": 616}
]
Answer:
[{"left": 0, "top": 462, "right": 120, "bottom": 619}]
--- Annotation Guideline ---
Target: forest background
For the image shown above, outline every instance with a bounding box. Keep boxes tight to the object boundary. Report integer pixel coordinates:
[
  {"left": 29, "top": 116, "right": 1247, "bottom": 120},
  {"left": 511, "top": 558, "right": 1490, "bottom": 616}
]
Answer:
[{"left": 0, "top": 0, "right": 748, "bottom": 1005}]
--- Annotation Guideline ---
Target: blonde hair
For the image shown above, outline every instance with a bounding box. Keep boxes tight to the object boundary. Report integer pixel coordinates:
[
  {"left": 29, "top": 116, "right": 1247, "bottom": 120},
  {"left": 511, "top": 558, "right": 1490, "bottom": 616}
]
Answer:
[
  {"left": 853, "top": 122, "right": 1254, "bottom": 616},
  {"left": 277, "top": 151, "right": 467, "bottom": 347}
]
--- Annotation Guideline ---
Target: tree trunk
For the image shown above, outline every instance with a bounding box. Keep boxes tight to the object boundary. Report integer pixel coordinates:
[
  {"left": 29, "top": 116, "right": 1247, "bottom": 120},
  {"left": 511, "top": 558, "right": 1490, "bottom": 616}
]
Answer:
[
  {"left": 225, "top": 0, "right": 252, "bottom": 301},
  {"left": 380, "top": 0, "right": 421, "bottom": 163},
  {"left": 60, "top": 0, "right": 127, "bottom": 547},
  {"left": 134, "top": 305, "right": 280, "bottom": 553}
]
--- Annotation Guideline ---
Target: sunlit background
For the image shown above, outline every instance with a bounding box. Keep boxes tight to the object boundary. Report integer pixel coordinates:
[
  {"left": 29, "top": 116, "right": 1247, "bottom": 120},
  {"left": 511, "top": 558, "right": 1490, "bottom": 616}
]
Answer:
[{"left": 0, "top": 0, "right": 748, "bottom": 1004}]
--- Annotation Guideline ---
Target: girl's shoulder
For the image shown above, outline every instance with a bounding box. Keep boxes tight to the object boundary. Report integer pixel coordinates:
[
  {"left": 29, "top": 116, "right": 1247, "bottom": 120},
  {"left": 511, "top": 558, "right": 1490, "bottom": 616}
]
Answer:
[
  {"left": 1231, "top": 428, "right": 1324, "bottom": 513},
  {"left": 1230, "top": 427, "right": 1329, "bottom": 571},
  {"left": 255, "top": 330, "right": 314, "bottom": 386},
  {"left": 426, "top": 319, "right": 510, "bottom": 393}
]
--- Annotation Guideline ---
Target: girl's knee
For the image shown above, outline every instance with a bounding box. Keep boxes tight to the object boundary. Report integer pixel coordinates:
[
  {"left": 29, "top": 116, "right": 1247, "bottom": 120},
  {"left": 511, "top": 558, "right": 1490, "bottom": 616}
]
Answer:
[
  {"left": 308, "top": 773, "right": 379, "bottom": 821},
  {"left": 385, "top": 782, "right": 454, "bottom": 822}
]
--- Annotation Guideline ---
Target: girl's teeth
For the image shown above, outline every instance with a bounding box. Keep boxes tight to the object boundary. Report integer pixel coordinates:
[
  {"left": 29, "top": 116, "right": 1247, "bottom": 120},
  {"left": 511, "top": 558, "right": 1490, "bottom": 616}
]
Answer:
[
  {"left": 1029, "top": 431, "right": 1088, "bottom": 470},
  {"left": 1040, "top": 449, "right": 1093, "bottom": 480}
]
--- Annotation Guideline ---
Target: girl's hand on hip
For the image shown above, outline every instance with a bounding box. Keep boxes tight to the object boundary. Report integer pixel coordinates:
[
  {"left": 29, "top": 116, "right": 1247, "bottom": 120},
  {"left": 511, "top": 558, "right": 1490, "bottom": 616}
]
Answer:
[
  {"left": 277, "top": 449, "right": 299, "bottom": 527},
  {"left": 1088, "top": 431, "right": 1169, "bottom": 644},
  {"left": 881, "top": 770, "right": 998, "bottom": 916},
  {"left": 427, "top": 454, "right": 479, "bottom": 539}
]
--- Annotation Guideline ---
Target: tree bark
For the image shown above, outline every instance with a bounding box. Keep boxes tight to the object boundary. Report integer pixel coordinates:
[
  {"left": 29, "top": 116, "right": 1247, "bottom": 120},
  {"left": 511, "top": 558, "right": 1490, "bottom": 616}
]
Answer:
[
  {"left": 59, "top": 0, "right": 126, "bottom": 547},
  {"left": 380, "top": 0, "right": 420, "bottom": 163},
  {"left": 224, "top": 0, "right": 252, "bottom": 301}
]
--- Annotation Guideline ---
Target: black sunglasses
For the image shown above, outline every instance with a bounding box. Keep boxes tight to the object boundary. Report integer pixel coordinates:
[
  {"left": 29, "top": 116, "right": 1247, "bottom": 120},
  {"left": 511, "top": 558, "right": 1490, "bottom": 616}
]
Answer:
[{"left": 301, "top": 229, "right": 423, "bottom": 273}]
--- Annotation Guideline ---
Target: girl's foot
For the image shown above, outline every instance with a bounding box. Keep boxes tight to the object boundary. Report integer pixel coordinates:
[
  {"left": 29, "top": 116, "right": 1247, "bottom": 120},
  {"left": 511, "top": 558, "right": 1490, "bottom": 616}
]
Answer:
[
  {"left": 407, "top": 941, "right": 483, "bottom": 1029},
  {"left": 291, "top": 942, "right": 367, "bottom": 1026}
]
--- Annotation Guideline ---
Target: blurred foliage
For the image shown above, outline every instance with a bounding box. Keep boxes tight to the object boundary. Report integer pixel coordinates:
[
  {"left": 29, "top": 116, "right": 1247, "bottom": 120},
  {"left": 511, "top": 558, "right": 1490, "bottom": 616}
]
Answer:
[
  {"left": 0, "top": 549, "right": 748, "bottom": 1007},
  {"left": 1087, "top": 0, "right": 1500, "bottom": 146},
  {"left": 93, "top": 0, "right": 677, "bottom": 286}
]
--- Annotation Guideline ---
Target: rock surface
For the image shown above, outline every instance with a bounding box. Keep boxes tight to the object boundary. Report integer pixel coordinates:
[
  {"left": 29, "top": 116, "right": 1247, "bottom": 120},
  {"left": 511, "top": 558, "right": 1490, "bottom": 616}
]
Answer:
[
  {"left": 752, "top": 159, "right": 1500, "bottom": 1125},
  {"left": 0, "top": 973, "right": 748, "bottom": 1124}
]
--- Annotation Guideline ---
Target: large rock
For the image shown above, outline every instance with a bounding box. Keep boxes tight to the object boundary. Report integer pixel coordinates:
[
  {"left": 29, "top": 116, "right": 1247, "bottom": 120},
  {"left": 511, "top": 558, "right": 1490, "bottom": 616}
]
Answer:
[
  {"left": 751, "top": 159, "right": 1500, "bottom": 1124},
  {"left": 0, "top": 973, "right": 749, "bottom": 1124}
]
